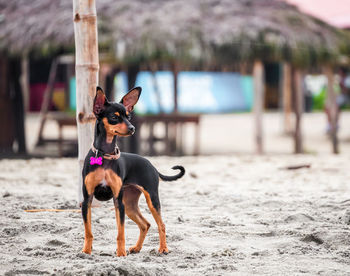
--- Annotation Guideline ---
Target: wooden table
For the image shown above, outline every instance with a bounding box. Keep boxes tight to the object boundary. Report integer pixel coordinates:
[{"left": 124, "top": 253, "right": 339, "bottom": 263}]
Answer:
[
  {"left": 38, "top": 112, "right": 77, "bottom": 157},
  {"left": 37, "top": 112, "right": 200, "bottom": 157},
  {"left": 135, "top": 114, "right": 200, "bottom": 156}
]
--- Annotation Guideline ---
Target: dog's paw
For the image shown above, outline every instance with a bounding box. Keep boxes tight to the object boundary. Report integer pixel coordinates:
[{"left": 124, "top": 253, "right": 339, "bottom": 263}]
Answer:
[
  {"left": 81, "top": 248, "right": 92, "bottom": 255},
  {"left": 129, "top": 245, "right": 141, "bottom": 254},
  {"left": 158, "top": 247, "right": 169, "bottom": 254},
  {"left": 116, "top": 249, "right": 127, "bottom": 257}
]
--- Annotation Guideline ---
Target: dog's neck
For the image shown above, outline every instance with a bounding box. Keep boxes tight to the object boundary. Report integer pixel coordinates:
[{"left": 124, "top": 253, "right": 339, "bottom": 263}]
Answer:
[{"left": 93, "top": 120, "right": 118, "bottom": 154}]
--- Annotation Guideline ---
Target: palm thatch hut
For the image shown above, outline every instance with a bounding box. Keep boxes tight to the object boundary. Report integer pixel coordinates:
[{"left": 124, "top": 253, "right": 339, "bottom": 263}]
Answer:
[
  {"left": 1, "top": 0, "right": 349, "bottom": 155},
  {"left": 2, "top": 0, "right": 350, "bottom": 64}
]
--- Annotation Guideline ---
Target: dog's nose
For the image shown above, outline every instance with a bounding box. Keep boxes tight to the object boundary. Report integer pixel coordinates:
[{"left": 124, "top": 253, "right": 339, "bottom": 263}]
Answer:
[{"left": 128, "top": 125, "right": 135, "bottom": 134}]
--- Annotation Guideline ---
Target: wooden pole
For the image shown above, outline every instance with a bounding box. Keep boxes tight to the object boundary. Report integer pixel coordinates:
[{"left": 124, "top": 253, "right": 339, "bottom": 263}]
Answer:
[
  {"left": 0, "top": 55, "right": 15, "bottom": 155},
  {"left": 73, "top": 0, "right": 99, "bottom": 203},
  {"left": 150, "top": 62, "right": 163, "bottom": 113},
  {"left": 173, "top": 62, "right": 179, "bottom": 113},
  {"left": 11, "top": 57, "right": 27, "bottom": 154},
  {"left": 36, "top": 58, "right": 58, "bottom": 145},
  {"left": 170, "top": 62, "right": 179, "bottom": 155},
  {"left": 253, "top": 60, "right": 265, "bottom": 154},
  {"left": 126, "top": 64, "right": 140, "bottom": 154},
  {"left": 324, "top": 67, "right": 339, "bottom": 154},
  {"left": 282, "top": 62, "right": 293, "bottom": 134},
  {"left": 20, "top": 53, "right": 30, "bottom": 112},
  {"left": 293, "top": 68, "right": 304, "bottom": 154}
]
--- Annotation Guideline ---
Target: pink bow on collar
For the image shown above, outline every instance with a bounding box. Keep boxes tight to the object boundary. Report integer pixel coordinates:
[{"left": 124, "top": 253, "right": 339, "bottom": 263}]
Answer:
[{"left": 90, "top": 156, "right": 102, "bottom": 165}]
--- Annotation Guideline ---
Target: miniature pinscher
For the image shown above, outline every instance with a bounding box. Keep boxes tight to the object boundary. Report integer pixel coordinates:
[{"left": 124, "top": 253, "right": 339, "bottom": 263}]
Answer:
[{"left": 81, "top": 86, "right": 185, "bottom": 256}]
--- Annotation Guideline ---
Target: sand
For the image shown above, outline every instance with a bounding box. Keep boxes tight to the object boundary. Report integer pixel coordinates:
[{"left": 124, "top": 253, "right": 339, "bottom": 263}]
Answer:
[{"left": 1, "top": 154, "right": 350, "bottom": 275}]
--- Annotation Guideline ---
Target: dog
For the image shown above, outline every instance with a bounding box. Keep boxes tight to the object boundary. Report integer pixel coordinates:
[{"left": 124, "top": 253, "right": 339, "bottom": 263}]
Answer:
[{"left": 81, "top": 86, "right": 185, "bottom": 256}]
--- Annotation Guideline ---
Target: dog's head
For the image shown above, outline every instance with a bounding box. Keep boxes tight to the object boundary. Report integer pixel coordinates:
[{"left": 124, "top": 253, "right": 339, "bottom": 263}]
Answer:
[{"left": 93, "top": 86, "right": 141, "bottom": 137}]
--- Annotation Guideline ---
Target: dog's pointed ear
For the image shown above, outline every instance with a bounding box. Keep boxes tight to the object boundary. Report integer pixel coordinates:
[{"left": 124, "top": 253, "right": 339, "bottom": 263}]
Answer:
[
  {"left": 93, "top": 86, "right": 108, "bottom": 116},
  {"left": 120, "top": 87, "right": 141, "bottom": 113}
]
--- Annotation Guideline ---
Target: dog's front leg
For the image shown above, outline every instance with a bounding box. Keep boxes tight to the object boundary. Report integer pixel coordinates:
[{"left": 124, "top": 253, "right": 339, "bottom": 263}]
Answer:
[
  {"left": 82, "top": 194, "right": 94, "bottom": 254},
  {"left": 113, "top": 191, "right": 126, "bottom": 257},
  {"left": 106, "top": 169, "right": 126, "bottom": 256},
  {"left": 82, "top": 168, "right": 104, "bottom": 254}
]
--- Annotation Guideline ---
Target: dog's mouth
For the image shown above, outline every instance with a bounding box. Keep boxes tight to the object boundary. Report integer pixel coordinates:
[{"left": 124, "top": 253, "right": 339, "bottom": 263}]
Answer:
[{"left": 114, "top": 130, "right": 134, "bottom": 137}]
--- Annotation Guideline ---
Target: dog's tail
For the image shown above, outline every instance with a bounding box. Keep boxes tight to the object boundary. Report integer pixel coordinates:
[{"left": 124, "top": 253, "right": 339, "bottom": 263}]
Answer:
[{"left": 158, "top": 166, "right": 185, "bottom": 182}]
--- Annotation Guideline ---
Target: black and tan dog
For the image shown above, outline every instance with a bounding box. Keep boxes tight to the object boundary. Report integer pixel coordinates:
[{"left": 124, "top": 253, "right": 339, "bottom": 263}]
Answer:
[{"left": 81, "top": 86, "right": 185, "bottom": 256}]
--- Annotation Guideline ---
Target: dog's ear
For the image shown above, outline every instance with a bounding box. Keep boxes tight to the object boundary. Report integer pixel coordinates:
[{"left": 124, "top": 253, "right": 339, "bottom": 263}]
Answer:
[
  {"left": 93, "top": 86, "right": 108, "bottom": 116},
  {"left": 120, "top": 87, "right": 142, "bottom": 113}
]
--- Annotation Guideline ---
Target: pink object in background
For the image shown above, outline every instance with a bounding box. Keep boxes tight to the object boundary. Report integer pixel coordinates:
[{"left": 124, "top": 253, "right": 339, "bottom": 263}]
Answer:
[{"left": 29, "top": 83, "right": 65, "bottom": 112}]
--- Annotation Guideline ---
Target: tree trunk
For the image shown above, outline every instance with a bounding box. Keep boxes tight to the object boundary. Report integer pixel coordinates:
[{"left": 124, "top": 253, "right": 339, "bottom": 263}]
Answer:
[
  {"left": 73, "top": 0, "right": 99, "bottom": 203},
  {"left": 253, "top": 60, "right": 265, "bottom": 154}
]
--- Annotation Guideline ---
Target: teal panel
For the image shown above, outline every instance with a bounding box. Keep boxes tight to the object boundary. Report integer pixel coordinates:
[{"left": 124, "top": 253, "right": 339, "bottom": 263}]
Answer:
[{"left": 69, "top": 77, "right": 76, "bottom": 110}]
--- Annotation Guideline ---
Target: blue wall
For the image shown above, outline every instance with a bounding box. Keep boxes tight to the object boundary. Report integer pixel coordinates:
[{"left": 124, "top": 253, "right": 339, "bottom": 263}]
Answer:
[{"left": 115, "top": 71, "right": 254, "bottom": 114}]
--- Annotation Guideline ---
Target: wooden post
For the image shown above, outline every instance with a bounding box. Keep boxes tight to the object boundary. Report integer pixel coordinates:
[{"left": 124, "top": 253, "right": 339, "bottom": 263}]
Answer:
[
  {"left": 282, "top": 62, "right": 293, "bottom": 134},
  {"left": 170, "top": 62, "right": 179, "bottom": 155},
  {"left": 324, "top": 67, "right": 339, "bottom": 154},
  {"left": 253, "top": 60, "right": 265, "bottom": 154},
  {"left": 0, "top": 55, "right": 15, "bottom": 155},
  {"left": 150, "top": 62, "right": 163, "bottom": 113},
  {"left": 10, "top": 57, "right": 27, "bottom": 154},
  {"left": 20, "top": 53, "right": 30, "bottom": 112},
  {"left": 36, "top": 58, "right": 58, "bottom": 145},
  {"left": 293, "top": 69, "right": 304, "bottom": 154},
  {"left": 73, "top": 0, "right": 99, "bottom": 203},
  {"left": 126, "top": 63, "right": 140, "bottom": 154},
  {"left": 172, "top": 62, "right": 179, "bottom": 113}
]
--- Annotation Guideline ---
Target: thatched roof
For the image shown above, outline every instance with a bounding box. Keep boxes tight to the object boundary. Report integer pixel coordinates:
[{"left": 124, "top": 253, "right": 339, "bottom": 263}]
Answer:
[{"left": 1, "top": 0, "right": 349, "bottom": 66}]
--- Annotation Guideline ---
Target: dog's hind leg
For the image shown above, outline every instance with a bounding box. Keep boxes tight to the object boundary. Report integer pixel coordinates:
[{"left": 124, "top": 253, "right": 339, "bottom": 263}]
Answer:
[
  {"left": 142, "top": 189, "right": 168, "bottom": 254},
  {"left": 123, "top": 186, "right": 151, "bottom": 253}
]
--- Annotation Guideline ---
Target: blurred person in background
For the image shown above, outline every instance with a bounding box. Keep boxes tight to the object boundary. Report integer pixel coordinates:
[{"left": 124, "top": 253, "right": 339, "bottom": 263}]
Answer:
[{"left": 325, "top": 67, "right": 350, "bottom": 133}]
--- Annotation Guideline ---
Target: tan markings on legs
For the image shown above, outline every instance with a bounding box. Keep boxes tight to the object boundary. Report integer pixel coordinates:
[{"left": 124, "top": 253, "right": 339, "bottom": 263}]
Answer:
[
  {"left": 135, "top": 185, "right": 168, "bottom": 254},
  {"left": 82, "top": 168, "right": 105, "bottom": 254},
  {"left": 105, "top": 169, "right": 126, "bottom": 256},
  {"left": 123, "top": 186, "right": 151, "bottom": 253},
  {"left": 82, "top": 197, "right": 93, "bottom": 254},
  {"left": 115, "top": 205, "right": 126, "bottom": 257}
]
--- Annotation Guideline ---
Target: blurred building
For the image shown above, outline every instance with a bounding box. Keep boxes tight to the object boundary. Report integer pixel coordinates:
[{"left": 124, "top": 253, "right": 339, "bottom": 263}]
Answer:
[{"left": 1, "top": 0, "right": 349, "bottom": 156}]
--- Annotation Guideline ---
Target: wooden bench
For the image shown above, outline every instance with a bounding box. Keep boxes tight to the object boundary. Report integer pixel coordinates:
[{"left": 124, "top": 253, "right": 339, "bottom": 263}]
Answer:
[
  {"left": 37, "top": 112, "right": 200, "bottom": 157},
  {"left": 134, "top": 114, "right": 200, "bottom": 156},
  {"left": 37, "top": 112, "right": 77, "bottom": 157}
]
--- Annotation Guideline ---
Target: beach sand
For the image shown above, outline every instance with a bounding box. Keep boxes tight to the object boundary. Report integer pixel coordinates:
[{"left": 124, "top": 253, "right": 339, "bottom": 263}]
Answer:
[{"left": 1, "top": 154, "right": 350, "bottom": 275}]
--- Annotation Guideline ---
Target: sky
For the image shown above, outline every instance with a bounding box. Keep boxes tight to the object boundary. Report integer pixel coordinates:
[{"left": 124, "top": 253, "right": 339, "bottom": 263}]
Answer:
[{"left": 286, "top": 0, "right": 350, "bottom": 28}]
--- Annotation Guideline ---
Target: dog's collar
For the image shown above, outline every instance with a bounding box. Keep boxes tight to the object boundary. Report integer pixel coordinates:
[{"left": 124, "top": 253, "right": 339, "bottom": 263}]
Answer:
[{"left": 91, "top": 144, "right": 121, "bottom": 160}]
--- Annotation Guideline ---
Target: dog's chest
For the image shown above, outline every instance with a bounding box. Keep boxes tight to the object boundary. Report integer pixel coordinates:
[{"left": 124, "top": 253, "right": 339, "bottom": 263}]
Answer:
[
  {"left": 90, "top": 167, "right": 122, "bottom": 187},
  {"left": 100, "top": 178, "right": 108, "bottom": 187}
]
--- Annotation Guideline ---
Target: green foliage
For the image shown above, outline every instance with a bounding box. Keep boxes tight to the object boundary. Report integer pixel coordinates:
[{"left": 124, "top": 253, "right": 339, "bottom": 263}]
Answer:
[{"left": 312, "top": 86, "right": 326, "bottom": 110}]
